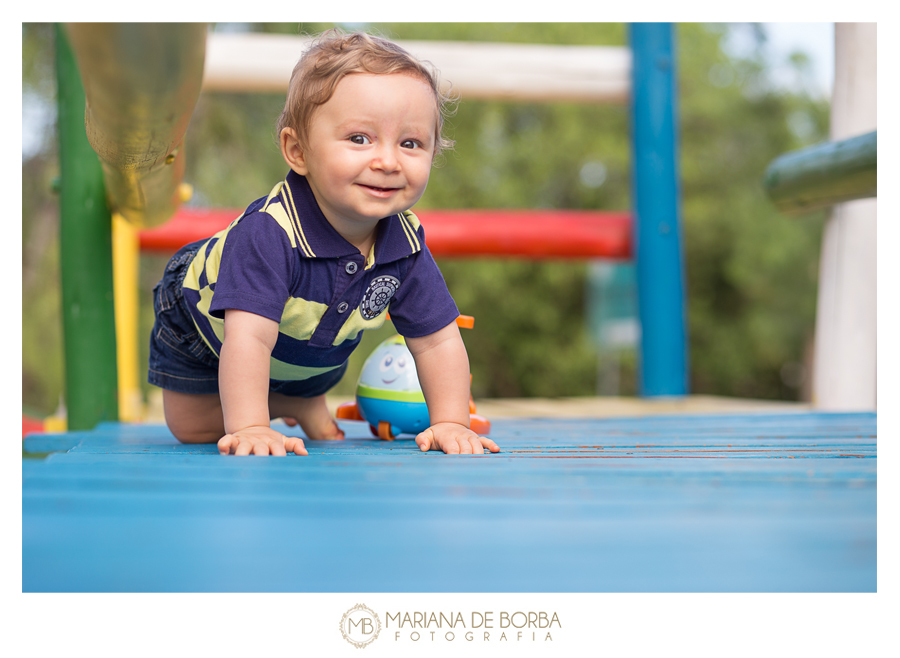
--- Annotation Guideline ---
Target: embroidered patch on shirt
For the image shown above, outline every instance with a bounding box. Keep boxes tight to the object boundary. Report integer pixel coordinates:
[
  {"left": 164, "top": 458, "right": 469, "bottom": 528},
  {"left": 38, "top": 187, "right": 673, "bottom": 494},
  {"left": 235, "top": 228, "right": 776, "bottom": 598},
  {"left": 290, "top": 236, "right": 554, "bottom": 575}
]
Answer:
[{"left": 360, "top": 275, "right": 400, "bottom": 320}]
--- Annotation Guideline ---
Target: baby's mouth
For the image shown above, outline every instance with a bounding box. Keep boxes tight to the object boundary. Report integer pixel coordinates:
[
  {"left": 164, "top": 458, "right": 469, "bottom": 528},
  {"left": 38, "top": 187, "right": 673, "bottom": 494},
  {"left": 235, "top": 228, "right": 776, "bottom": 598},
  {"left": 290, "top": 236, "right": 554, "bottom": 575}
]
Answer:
[{"left": 360, "top": 183, "right": 399, "bottom": 194}]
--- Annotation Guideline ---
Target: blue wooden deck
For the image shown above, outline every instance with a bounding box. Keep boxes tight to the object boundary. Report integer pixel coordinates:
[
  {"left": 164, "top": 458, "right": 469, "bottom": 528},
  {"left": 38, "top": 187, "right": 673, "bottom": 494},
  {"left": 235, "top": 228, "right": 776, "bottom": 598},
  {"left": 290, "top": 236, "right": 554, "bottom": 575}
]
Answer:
[{"left": 22, "top": 412, "right": 876, "bottom": 593}]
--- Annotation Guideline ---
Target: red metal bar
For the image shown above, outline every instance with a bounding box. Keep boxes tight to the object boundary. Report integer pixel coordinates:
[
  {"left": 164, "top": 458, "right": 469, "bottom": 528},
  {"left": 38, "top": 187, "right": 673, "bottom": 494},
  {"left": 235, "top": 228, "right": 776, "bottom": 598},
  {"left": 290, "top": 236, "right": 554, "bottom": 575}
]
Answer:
[
  {"left": 139, "top": 208, "right": 242, "bottom": 253},
  {"left": 139, "top": 208, "right": 633, "bottom": 259},
  {"left": 22, "top": 415, "right": 44, "bottom": 438}
]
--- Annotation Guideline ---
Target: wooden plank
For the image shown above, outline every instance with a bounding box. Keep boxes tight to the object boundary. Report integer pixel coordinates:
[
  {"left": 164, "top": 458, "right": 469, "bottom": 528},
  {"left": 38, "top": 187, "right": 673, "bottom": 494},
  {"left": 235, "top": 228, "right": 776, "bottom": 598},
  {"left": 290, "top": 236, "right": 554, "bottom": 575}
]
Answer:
[
  {"left": 202, "top": 32, "right": 631, "bottom": 103},
  {"left": 22, "top": 413, "right": 876, "bottom": 592}
]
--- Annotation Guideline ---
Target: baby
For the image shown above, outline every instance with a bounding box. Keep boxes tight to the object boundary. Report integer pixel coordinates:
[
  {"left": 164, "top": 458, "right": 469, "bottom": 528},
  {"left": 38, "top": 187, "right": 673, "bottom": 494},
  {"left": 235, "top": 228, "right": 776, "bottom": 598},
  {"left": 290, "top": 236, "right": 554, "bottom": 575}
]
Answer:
[{"left": 148, "top": 31, "right": 499, "bottom": 457}]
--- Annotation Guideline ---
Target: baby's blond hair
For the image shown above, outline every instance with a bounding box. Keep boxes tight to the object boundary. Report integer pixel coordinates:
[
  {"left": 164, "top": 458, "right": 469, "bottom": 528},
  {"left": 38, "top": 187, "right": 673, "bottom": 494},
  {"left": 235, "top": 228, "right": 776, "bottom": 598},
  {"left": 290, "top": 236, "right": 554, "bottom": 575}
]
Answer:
[{"left": 277, "top": 30, "right": 455, "bottom": 158}]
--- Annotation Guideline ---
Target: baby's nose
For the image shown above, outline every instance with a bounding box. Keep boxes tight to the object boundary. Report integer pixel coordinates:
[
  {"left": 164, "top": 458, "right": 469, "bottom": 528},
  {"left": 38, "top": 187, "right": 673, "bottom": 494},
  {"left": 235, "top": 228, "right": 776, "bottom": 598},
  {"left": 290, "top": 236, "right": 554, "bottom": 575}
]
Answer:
[{"left": 371, "top": 146, "right": 399, "bottom": 172}]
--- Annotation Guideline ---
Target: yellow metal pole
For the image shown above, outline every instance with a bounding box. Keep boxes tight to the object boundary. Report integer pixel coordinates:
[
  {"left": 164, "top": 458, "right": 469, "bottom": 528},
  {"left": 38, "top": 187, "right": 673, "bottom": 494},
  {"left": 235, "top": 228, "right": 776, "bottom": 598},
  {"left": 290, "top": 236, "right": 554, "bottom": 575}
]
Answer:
[{"left": 112, "top": 212, "right": 142, "bottom": 421}]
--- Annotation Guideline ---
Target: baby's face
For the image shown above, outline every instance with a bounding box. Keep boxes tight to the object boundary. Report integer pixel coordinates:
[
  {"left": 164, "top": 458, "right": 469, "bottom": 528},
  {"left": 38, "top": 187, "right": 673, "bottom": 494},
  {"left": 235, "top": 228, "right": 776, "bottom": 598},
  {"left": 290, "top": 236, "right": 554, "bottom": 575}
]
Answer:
[{"left": 297, "top": 73, "right": 438, "bottom": 237}]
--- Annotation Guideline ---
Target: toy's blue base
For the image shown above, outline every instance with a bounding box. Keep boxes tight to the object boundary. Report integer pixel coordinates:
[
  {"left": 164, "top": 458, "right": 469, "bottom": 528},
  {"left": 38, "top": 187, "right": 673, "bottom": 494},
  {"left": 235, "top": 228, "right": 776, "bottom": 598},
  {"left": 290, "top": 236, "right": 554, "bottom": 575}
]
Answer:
[{"left": 356, "top": 396, "right": 429, "bottom": 436}]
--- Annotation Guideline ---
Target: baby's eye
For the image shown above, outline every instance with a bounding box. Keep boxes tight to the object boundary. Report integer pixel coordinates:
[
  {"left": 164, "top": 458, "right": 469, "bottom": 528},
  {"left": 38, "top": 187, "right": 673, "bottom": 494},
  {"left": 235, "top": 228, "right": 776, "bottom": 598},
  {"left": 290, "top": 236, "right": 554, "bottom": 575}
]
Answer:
[
  {"left": 400, "top": 139, "right": 420, "bottom": 150},
  {"left": 350, "top": 134, "right": 371, "bottom": 145}
]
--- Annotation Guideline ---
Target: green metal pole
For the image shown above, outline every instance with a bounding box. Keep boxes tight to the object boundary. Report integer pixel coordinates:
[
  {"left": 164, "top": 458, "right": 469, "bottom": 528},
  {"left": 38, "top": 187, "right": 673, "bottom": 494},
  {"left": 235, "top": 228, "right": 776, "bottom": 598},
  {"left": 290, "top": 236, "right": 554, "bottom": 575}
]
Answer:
[{"left": 55, "top": 24, "right": 119, "bottom": 429}]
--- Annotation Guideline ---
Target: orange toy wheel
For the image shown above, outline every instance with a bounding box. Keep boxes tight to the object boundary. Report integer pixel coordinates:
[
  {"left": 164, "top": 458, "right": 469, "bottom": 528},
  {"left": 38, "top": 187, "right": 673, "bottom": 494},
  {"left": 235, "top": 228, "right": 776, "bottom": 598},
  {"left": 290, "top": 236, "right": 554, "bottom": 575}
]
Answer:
[
  {"left": 377, "top": 421, "right": 396, "bottom": 441},
  {"left": 470, "top": 414, "right": 491, "bottom": 436},
  {"left": 335, "top": 401, "right": 363, "bottom": 421}
]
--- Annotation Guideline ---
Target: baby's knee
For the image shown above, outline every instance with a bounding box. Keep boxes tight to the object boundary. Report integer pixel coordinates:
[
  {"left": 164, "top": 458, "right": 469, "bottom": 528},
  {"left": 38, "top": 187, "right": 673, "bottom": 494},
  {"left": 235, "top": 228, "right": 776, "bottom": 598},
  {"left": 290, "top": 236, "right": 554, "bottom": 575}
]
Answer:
[
  {"left": 171, "top": 426, "right": 221, "bottom": 444},
  {"left": 161, "top": 390, "right": 224, "bottom": 445}
]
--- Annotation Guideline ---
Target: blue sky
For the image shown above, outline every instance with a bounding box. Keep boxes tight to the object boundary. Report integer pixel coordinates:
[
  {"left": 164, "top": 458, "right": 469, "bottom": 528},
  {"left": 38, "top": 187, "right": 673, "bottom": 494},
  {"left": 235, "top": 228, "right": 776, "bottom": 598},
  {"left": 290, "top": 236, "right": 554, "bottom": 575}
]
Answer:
[{"left": 742, "top": 22, "right": 834, "bottom": 98}]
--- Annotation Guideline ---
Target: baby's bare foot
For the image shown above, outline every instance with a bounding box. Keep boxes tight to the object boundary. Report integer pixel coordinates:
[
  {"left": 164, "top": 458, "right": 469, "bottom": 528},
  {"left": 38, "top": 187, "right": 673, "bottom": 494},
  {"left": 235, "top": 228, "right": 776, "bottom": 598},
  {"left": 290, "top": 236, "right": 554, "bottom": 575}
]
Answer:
[
  {"left": 282, "top": 416, "right": 344, "bottom": 441},
  {"left": 271, "top": 394, "right": 345, "bottom": 441}
]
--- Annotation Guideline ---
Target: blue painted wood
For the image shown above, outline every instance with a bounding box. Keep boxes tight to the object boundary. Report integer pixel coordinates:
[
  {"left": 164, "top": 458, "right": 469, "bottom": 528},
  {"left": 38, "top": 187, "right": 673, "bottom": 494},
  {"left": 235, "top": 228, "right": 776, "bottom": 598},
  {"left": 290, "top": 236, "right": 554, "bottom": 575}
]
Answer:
[
  {"left": 22, "top": 413, "right": 875, "bottom": 592},
  {"left": 629, "top": 23, "right": 689, "bottom": 396}
]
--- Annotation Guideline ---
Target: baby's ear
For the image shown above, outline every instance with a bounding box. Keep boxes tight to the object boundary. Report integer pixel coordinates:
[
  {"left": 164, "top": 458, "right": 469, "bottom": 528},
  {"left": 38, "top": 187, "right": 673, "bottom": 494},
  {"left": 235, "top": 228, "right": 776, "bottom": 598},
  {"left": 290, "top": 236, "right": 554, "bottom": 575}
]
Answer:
[{"left": 280, "top": 127, "right": 308, "bottom": 175}]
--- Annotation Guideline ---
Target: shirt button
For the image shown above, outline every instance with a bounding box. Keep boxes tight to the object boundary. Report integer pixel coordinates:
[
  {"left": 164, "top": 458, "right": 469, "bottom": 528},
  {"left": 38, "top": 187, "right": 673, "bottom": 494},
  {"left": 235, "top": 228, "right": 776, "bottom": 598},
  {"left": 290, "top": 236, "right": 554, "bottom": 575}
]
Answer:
[
  {"left": 345, "top": 262, "right": 358, "bottom": 275},
  {"left": 337, "top": 301, "right": 349, "bottom": 314}
]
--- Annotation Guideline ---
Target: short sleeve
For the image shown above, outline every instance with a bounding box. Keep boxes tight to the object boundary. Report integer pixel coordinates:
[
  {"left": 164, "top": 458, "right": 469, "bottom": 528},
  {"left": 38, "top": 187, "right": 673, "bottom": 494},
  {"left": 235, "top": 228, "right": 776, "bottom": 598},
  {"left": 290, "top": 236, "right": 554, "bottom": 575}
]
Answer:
[
  {"left": 208, "top": 212, "right": 295, "bottom": 322},
  {"left": 388, "top": 243, "right": 459, "bottom": 338}
]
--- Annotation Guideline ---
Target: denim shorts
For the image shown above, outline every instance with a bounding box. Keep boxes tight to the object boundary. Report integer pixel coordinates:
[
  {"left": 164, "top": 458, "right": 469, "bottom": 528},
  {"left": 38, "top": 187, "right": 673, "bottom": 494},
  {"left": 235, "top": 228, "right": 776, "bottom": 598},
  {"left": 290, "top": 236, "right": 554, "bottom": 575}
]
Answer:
[{"left": 147, "top": 240, "right": 347, "bottom": 397}]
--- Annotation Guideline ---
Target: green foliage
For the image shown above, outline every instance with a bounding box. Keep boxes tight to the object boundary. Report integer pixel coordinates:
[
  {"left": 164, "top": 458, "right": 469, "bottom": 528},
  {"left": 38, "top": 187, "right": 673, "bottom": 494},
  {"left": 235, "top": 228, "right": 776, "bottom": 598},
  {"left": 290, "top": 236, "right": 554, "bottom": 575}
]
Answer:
[
  {"left": 181, "top": 91, "right": 288, "bottom": 207},
  {"left": 21, "top": 22, "right": 830, "bottom": 416},
  {"left": 374, "top": 22, "right": 627, "bottom": 46},
  {"left": 22, "top": 23, "right": 65, "bottom": 415},
  {"left": 441, "top": 259, "right": 600, "bottom": 398},
  {"left": 676, "top": 23, "right": 828, "bottom": 399}
]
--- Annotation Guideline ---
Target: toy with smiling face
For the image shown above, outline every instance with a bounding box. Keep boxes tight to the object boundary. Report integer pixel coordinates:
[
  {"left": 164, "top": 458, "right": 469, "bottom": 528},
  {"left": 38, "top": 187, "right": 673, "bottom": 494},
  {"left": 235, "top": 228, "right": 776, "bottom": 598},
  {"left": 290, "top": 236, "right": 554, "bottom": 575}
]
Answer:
[
  {"left": 356, "top": 334, "right": 429, "bottom": 439},
  {"left": 336, "top": 319, "right": 491, "bottom": 440}
]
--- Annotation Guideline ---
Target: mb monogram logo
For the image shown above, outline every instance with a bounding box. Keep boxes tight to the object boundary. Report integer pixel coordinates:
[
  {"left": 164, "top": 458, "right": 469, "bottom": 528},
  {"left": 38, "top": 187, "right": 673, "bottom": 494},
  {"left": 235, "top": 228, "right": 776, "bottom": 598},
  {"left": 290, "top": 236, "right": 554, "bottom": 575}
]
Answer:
[{"left": 339, "top": 604, "right": 382, "bottom": 648}]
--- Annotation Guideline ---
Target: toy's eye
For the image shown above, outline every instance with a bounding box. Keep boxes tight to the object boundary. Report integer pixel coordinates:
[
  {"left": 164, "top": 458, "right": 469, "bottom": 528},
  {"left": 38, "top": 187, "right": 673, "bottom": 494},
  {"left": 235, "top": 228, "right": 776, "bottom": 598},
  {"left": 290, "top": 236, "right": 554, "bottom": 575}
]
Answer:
[
  {"left": 395, "top": 356, "right": 408, "bottom": 371},
  {"left": 379, "top": 355, "right": 394, "bottom": 371}
]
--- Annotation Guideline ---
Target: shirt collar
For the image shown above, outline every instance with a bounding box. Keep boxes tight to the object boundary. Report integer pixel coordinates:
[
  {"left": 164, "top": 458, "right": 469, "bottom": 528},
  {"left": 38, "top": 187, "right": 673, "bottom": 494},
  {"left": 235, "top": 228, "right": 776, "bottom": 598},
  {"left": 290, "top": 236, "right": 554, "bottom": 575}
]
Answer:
[{"left": 282, "top": 170, "right": 423, "bottom": 263}]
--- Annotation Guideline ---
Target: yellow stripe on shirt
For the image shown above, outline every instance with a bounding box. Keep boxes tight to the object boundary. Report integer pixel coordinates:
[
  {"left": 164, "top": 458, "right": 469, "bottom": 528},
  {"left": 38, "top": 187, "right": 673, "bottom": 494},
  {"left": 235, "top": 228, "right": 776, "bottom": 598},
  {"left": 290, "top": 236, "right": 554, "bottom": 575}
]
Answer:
[
  {"left": 398, "top": 211, "right": 421, "bottom": 252},
  {"left": 280, "top": 180, "right": 316, "bottom": 258}
]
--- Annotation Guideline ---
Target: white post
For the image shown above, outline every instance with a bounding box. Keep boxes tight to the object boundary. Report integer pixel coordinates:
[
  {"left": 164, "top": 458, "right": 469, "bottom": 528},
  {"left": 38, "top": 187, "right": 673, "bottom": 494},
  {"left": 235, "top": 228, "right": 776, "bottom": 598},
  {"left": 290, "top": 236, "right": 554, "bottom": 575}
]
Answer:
[{"left": 812, "top": 23, "right": 877, "bottom": 410}]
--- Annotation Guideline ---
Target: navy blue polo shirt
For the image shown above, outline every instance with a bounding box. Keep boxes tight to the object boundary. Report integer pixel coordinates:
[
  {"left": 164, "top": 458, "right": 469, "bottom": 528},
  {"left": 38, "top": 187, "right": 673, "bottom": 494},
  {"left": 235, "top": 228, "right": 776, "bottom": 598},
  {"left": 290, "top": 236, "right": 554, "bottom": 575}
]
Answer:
[{"left": 181, "top": 171, "right": 459, "bottom": 382}]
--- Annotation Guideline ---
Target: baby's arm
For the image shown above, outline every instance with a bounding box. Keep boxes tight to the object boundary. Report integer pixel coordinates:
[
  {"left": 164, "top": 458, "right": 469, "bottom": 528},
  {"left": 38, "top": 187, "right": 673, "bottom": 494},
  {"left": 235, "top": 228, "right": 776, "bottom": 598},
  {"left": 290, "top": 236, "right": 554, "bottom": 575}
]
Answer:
[
  {"left": 405, "top": 322, "right": 500, "bottom": 455},
  {"left": 217, "top": 309, "right": 308, "bottom": 456}
]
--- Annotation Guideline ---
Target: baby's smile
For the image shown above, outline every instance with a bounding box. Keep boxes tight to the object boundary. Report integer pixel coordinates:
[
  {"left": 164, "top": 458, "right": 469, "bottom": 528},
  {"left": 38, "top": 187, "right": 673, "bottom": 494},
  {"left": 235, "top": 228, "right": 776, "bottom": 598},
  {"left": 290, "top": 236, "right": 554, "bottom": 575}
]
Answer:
[{"left": 359, "top": 183, "right": 401, "bottom": 197}]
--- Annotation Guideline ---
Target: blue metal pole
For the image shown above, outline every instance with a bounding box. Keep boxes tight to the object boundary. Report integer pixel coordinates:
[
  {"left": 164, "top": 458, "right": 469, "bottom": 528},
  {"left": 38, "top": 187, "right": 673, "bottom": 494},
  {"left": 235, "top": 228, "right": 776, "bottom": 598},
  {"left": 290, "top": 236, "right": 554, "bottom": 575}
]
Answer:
[{"left": 628, "top": 23, "right": 689, "bottom": 396}]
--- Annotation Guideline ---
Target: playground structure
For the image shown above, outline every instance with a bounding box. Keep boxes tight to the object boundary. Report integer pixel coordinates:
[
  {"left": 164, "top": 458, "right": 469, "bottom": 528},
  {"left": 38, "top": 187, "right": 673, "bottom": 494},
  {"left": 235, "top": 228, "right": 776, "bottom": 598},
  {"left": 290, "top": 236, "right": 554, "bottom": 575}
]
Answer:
[
  {"left": 50, "top": 23, "right": 878, "bottom": 433},
  {"left": 54, "top": 22, "right": 688, "bottom": 430},
  {"left": 23, "top": 23, "right": 877, "bottom": 598}
]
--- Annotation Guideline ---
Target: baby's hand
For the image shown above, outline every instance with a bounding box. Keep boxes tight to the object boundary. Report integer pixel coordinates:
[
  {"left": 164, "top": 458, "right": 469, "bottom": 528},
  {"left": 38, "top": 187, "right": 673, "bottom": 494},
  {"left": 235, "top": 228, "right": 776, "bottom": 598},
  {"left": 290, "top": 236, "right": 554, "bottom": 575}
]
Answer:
[
  {"left": 415, "top": 422, "right": 500, "bottom": 455},
  {"left": 217, "top": 425, "right": 308, "bottom": 456}
]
